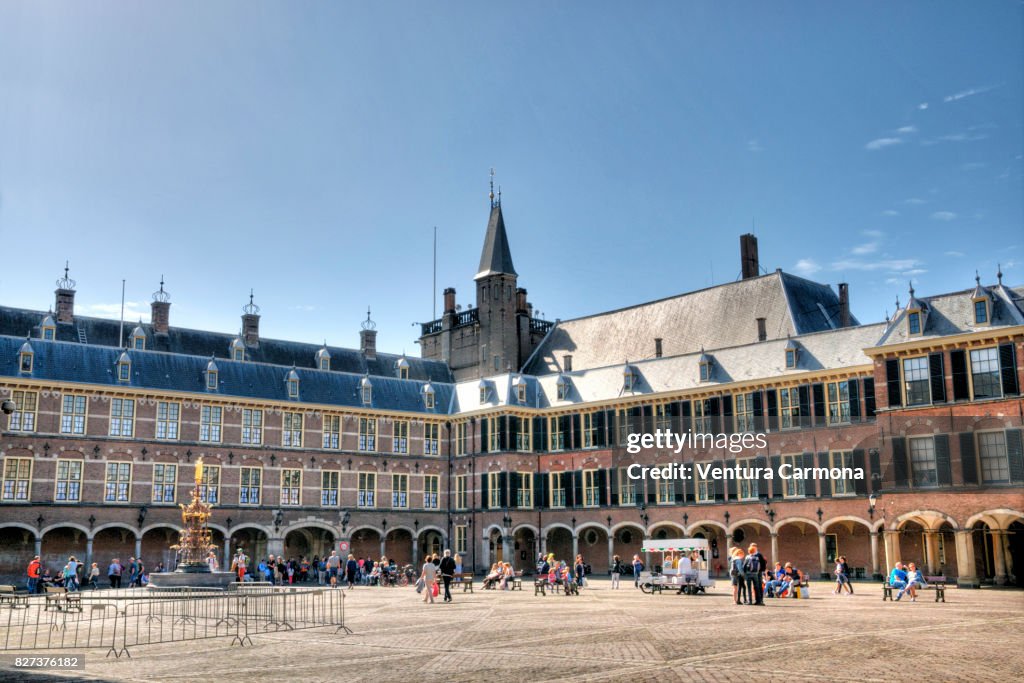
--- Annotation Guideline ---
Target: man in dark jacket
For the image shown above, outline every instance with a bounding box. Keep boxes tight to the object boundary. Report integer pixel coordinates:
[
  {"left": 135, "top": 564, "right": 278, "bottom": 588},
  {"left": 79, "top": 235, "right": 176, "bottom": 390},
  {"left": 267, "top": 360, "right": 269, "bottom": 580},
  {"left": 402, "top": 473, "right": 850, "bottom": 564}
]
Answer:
[
  {"left": 438, "top": 549, "right": 457, "bottom": 603},
  {"left": 744, "top": 543, "right": 767, "bottom": 605}
]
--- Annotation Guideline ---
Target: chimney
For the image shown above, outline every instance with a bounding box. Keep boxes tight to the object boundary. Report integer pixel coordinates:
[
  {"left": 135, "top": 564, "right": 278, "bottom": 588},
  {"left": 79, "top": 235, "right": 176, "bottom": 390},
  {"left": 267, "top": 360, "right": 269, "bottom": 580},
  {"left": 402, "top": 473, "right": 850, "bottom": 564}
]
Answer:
[
  {"left": 563, "top": 354, "right": 573, "bottom": 372},
  {"left": 516, "top": 287, "right": 528, "bottom": 313},
  {"left": 360, "top": 307, "right": 377, "bottom": 361},
  {"left": 838, "top": 283, "right": 851, "bottom": 328},
  {"left": 150, "top": 277, "right": 171, "bottom": 335},
  {"left": 443, "top": 287, "right": 456, "bottom": 313},
  {"left": 654, "top": 338, "right": 663, "bottom": 358},
  {"left": 242, "top": 290, "right": 260, "bottom": 347},
  {"left": 756, "top": 317, "right": 767, "bottom": 342},
  {"left": 740, "top": 233, "right": 760, "bottom": 279},
  {"left": 54, "top": 263, "right": 76, "bottom": 324}
]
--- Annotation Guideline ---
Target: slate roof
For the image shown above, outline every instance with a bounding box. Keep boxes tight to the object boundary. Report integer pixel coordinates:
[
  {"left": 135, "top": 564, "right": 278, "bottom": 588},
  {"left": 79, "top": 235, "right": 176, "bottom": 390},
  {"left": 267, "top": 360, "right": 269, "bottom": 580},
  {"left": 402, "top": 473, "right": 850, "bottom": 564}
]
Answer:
[
  {"left": 475, "top": 203, "right": 517, "bottom": 279},
  {"left": 876, "top": 282, "right": 1024, "bottom": 346},
  {"left": 522, "top": 271, "right": 858, "bottom": 375},
  {"left": 0, "top": 305, "right": 452, "bottom": 383},
  {"left": 0, "top": 336, "right": 453, "bottom": 415}
]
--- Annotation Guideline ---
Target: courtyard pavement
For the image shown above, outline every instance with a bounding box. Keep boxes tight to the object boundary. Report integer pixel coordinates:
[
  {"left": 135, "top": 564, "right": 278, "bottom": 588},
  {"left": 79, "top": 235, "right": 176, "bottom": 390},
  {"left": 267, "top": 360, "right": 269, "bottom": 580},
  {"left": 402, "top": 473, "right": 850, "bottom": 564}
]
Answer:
[{"left": 2, "top": 578, "right": 1023, "bottom": 682}]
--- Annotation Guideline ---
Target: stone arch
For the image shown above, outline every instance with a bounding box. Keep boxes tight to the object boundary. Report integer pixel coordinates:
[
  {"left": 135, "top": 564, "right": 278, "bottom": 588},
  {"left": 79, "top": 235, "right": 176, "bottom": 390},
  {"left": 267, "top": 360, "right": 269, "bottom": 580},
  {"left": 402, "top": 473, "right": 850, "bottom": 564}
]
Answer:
[
  {"left": 140, "top": 524, "right": 182, "bottom": 571},
  {"left": 575, "top": 521, "right": 609, "bottom": 535},
  {"left": 610, "top": 521, "right": 646, "bottom": 536},
  {"left": 822, "top": 516, "right": 873, "bottom": 533},
  {"left": 349, "top": 526, "right": 382, "bottom": 561},
  {"left": 281, "top": 520, "right": 338, "bottom": 538},
  {"left": 41, "top": 522, "right": 92, "bottom": 539},
  {"left": 0, "top": 525, "right": 38, "bottom": 578},
  {"left": 0, "top": 522, "right": 40, "bottom": 539},
  {"left": 610, "top": 522, "right": 645, "bottom": 565},
  {"left": 823, "top": 517, "right": 874, "bottom": 576},
  {"left": 481, "top": 523, "right": 504, "bottom": 539},
  {"left": 773, "top": 516, "right": 823, "bottom": 534},
  {"left": 964, "top": 509, "right": 1024, "bottom": 531},
  {"left": 773, "top": 517, "right": 822, "bottom": 572},
  {"left": 140, "top": 522, "right": 182, "bottom": 537},
  {"left": 541, "top": 522, "right": 574, "bottom": 537},
  {"left": 893, "top": 509, "right": 958, "bottom": 532},
  {"left": 227, "top": 523, "right": 273, "bottom": 538},
  {"left": 685, "top": 520, "right": 727, "bottom": 537},
  {"left": 511, "top": 523, "right": 540, "bottom": 536},
  {"left": 727, "top": 518, "right": 772, "bottom": 536}
]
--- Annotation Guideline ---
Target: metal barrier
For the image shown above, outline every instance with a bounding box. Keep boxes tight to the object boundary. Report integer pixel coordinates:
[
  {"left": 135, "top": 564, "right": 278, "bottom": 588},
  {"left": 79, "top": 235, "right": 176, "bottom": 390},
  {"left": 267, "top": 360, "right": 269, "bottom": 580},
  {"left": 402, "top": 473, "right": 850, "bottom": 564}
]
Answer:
[{"left": 0, "top": 586, "right": 349, "bottom": 659}]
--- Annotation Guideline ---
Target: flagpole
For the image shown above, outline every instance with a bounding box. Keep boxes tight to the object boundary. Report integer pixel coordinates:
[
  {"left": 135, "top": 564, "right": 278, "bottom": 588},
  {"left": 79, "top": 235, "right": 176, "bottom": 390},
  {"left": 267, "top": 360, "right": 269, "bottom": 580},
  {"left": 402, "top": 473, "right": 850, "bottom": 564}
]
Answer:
[{"left": 118, "top": 279, "right": 126, "bottom": 347}]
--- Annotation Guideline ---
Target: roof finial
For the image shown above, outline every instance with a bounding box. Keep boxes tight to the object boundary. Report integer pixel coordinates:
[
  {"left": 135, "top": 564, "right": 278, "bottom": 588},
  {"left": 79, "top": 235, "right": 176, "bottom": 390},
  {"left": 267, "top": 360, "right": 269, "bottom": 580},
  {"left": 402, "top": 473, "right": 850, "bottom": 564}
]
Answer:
[
  {"left": 152, "top": 275, "right": 170, "bottom": 303},
  {"left": 361, "top": 306, "right": 376, "bottom": 331},
  {"left": 997, "top": 263, "right": 1003, "bottom": 285},
  {"left": 243, "top": 289, "right": 260, "bottom": 315},
  {"left": 56, "top": 261, "right": 76, "bottom": 290},
  {"left": 908, "top": 281, "right": 915, "bottom": 297},
  {"left": 975, "top": 270, "right": 981, "bottom": 285},
  {"left": 895, "top": 295, "right": 900, "bottom": 310},
  {"left": 497, "top": 184, "right": 502, "bottom": 207},
  {"left": 884, "top": 309, "right": 890, "bottom": 324},
  {"left": 489, "top": 167, "right": 495, "bottom": 208}
]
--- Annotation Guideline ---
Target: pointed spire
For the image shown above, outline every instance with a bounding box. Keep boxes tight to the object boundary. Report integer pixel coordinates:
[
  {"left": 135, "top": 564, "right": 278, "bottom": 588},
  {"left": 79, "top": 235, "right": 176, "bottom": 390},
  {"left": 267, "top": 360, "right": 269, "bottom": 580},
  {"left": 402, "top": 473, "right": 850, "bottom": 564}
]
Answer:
[
  {"left": 997, "top": 263, "right": 1003, "bottom": 285},
  {"left": 475, "top": 175, "right": 517, "bottom": 280},
  {"left": 489, "top": 167, "right": 495, "bottom": 208}
]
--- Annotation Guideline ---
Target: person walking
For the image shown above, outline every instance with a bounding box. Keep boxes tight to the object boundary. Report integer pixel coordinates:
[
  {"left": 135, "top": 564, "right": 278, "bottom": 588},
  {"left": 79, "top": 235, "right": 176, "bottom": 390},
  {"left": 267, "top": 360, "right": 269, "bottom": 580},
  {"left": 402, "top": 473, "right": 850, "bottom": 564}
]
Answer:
[
  {"left": 744, "top": 544, "right": 766, "bottom": 606},
  {"left": 345, "top": 554, "right": 358, "bottom": 589},
  {"left": 611, "top": 555, "right": 623, "bottom": 589},
  {"left": 731, "top": 548, "right": 747, "bottom": 605},
  {"left": 108, "top": 558, "right": 122, "bottom": 589},
  {"left": 631, "top": 554, "right": 644, "bottom": 588},
  {"left": 326, "top": 550, "right": 341, "bottom": 588},
  {"left": 420, "top": 555, "right": 438, "bottom": 604},
  {"left": 833, "top": 555, "right": 853, "bottom": 595},
  {"left": 26, "top": 555, "right": 42, "bottom": 594},
  {"left": 439, "top": 549, "right": 457, "bottom": 603},
  {"left": 206, "top": 551, "right": 219, "bottom": 573},
  {"left": 87, "top": 562, "right": 100, "bottom": 590}
]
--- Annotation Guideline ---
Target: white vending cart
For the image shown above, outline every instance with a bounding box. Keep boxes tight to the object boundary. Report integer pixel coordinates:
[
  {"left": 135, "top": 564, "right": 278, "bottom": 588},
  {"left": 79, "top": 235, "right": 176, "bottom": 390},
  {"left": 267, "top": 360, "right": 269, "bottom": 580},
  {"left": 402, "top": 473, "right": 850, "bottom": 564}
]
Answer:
[{"left": 639, "top": 538, "right": 716, "bottom": 594}]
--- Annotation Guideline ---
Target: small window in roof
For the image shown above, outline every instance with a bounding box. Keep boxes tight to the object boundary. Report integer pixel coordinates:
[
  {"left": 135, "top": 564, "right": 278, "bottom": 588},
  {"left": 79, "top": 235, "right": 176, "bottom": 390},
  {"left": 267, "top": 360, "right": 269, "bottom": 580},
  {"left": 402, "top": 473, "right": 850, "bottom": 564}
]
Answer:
[
  {"left": 131, "top": 325, "right": 146, "bottom": 350},
  {"left": 205, "top": 360, "right": 218, "bottom": 391},
  {"left": 19, "top": 342, "right": 33, "bottom": 373},
  {"left": 230, "top": 337, "right": 245, "bottom": 362},
  {"left": 698, "top": 351, "right": 713, "bottom": 382},
  {"left": 360, "top": 376, "right": 372, "bottom": 405},
  {"left": 971, "top": 275, "right": 990, "bottom": 326},
  {"left": 423, "top": 384, "right": 435, "bottom": 409},
  {"left": 479, "top": 382, "right": 489, "bottom": 404},
  {"left": 784, "top": 339, "right": 799, "bottom": 369},
  {"left": 286, "top": 369, "right": 300, "bottom": 399},
  {"left": 556, "top": 375, "right": 569, "bottom": 401},
  {"left": 623, "top": 365, "right": 637, "bottom": 392},
  {"left": 973, "top": 300, "right": 988, "bottom": 325},
  {"left": 316, "top": 346, "right": 331, "bottom": 371},
  {"left": 907, "top": 311, "right": 921, "bottom": 335},
  {"left": 40, "top": 314, "right": 56, "bottom": 341},
  {"left": 116, "top": 352, "right": 131, "bottom": 382},
  {"left": 396, "top": 356, "right": 410, "bottom": 380}
]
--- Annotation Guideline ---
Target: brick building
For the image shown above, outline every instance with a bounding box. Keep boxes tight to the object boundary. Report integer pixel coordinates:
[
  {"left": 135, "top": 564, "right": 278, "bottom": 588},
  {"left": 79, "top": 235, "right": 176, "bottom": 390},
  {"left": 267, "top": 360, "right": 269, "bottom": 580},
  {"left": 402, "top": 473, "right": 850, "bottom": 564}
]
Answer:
[{"left": 1, "top": 201, "right": 1022, "bottom": 588}]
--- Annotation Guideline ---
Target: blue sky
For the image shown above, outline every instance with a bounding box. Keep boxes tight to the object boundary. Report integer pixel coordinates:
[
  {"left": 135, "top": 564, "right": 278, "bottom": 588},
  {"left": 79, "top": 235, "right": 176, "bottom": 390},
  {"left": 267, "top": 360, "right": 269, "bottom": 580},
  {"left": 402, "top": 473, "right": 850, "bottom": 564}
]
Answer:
[{"left": 1, "top": 1, "right": 1021, "bottom": 355}]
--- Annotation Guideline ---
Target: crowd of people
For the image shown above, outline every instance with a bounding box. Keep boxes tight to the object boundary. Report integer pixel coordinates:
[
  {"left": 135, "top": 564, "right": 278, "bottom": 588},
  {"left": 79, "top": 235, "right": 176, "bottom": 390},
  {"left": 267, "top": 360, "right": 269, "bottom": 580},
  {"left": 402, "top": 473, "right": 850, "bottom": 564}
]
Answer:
[{"left": 24, "top": 555, "right": 156, "bottom": 592}]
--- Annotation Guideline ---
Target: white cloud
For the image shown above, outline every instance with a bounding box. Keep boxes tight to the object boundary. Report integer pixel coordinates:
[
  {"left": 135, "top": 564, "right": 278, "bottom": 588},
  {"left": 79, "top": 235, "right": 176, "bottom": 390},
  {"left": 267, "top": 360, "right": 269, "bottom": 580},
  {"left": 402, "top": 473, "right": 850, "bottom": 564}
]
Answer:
[
  {"left": 896, "top": 125, "right": 918, "bottom": 134},
  {"left": 866, "top": 137, "right": 903, "bottom": 151},
  {"left": 943, "top": 84, "right": 1001, "bottom": 103},
  {"left": 931, "top": 211, "right": 957, "bottom": 221},
  {"left": 831, "top": 258, "right": 921, "bottom": 272},
  {"left": 882, "top": 209, "right": 900, "bottom": 216},
  {"left": 862, "top": 229, "right": 885, "bottom": 238},
  {"left": 80, "top": 301, "right": 149, "bottom": 321},
  {"left": 290, "top": 304, "right": 316, "bottom": 312},
  {"left": 945, "top": 251, "right": 965, "bottom": 258},
  {"left": 793, "top": 259, "right": 822, "bottom": 276},
  {"left": 747, "top": 139, "right": 764, "bottom": 153},
  {"left": 918, "top": 102, "right": 929, "bottom": 110},
  {"left": 851, "top": 242, "right": 879, "bottom": 255}
]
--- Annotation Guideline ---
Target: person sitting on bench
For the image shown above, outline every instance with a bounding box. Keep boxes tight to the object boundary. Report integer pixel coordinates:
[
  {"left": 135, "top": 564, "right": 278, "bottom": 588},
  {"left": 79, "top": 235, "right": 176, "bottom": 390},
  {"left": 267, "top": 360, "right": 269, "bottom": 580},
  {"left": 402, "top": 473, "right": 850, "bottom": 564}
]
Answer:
[
  {"left": 482, "top": 563, "right": 502, "bottom": 589},
  {"left": 904, "top": 563, "right": 926, "bottom": 602},
  {"left": 889, "top": 562, "right": 909, "bottom": 601}
]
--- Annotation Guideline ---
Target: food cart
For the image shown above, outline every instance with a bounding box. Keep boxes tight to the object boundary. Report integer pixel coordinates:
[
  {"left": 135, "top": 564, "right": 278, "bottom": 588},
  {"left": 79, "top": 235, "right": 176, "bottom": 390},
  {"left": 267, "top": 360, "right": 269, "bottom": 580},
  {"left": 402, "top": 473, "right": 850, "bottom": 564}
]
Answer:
[{"left": 638, "top": 538, "right": 715, "bottom": 595}]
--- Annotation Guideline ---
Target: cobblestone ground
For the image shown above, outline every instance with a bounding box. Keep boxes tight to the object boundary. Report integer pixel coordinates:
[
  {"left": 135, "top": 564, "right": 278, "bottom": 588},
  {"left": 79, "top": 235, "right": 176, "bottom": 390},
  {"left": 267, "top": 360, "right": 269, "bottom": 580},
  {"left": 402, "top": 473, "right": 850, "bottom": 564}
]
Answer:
[{"left": 3, "top": 579, "right": 1023, "bottom": 682}]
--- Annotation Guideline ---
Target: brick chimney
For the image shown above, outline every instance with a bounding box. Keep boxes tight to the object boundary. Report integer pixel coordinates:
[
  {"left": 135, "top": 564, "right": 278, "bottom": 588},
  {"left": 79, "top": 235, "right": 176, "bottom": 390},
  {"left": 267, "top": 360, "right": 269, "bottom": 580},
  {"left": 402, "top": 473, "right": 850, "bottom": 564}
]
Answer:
[
  {"left": 516, "top": 287, "right": 528, "bottom": 313},
  {"left": 740, "top": 234, "right": 760, "bottom": 280},
  {"left": 360, "top": 307, "right": 377, "bottom": 361},
  {"left": 756, "top": 317, "right": 767, "bottom": 342},
  {"left": 443, "top": 287, "right": 456, "bottom": 314},
  {"left": 563, "top": 354, "right": 573, "bottom": 372},
  {"left": 838, "top": 283, "right": 851, "bottom": 328},
  {"left": 54, "top": 263, "right": 76, "bottom": 324},
  {"left": 242, "top": 291, "right": 260, "bottom": 347},
  {"left": 654, "top": 338, "right": 663, "bottom": 358},
  {"left": 150, "top": 277, "right": 171, "bottom": 335}
]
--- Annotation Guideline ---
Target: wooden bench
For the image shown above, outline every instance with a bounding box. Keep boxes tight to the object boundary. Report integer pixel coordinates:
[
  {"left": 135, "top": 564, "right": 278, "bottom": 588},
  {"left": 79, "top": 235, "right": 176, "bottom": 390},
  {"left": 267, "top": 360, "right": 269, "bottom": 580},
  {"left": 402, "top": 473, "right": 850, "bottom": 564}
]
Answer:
[
  {"left": 923, "top": 575, "right": 947, "bottom": 602},
  {"left": 454, "top": 572, "right": 474, "bottom": 593},
  {"left": 882, "top": 581, "right": 894, "bottom": 600},
  {"left": 510, "top": 570, "right": 524, "bottom": 591},
  {"left": 534, "top": 577, "right": 548, "bottom": 595},
  {"left": 44, "top": 586, "right": 82, "bottom": 612},
  {"left": 0, "top": 585, "right": 30, "bottom": 609}
]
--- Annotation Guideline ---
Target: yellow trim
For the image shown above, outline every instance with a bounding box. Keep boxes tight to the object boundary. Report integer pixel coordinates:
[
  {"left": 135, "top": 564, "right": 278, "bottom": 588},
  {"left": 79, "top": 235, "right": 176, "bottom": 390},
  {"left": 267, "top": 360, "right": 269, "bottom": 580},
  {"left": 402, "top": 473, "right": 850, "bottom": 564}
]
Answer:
[
  {"left": 864, "top": 325, "right": 1024, "bottom": 357},
  {"left": 53, "top": 457, "right": 83, "bottom": 503},
  {"left": 357, "top": 471, "right": 376, "bottom": 508},
  {"left": 102, "top": 460, "right": 133, "bottom": 504},
  {"left": 423, "top": 473, "right": 440, "bottom": 509},
  {"left": 238, "top": 466, "right": 262, "bottom": 506},
  {"left": 582, "top": 468, "right": 600, "bottom": 507},
  {"left": 151, "top": 462, "right": 178, "bottom": 504},
  {"left": 59, "top": 393, "right": 89, "bottom": 436},
  {"left": 1, "top": 456, "right": 33, "bottom": 502},
  {"left": 282, "top": 411, "right": 304, "bottom": 448},
  {"left": 320, "top": 469, "right": 340, "bottom": 507},
  {"left": 199, "top": 404, "right": 224, "bottom": 443},
  {"left": 280, "top": 467, "right": 302, "bottom": 506},
  {"left": 108, "top": 397, "right": 136, "bottom": 438}
]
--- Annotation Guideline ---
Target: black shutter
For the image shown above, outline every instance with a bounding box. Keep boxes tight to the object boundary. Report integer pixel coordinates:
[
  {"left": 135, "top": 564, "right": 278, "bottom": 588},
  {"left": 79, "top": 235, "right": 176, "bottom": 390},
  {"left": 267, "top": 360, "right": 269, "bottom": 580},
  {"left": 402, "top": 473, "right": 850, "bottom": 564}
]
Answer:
[
  {"left": 721, "top": 395, "right": 734, "bottom": 435},
  {"left": 929, "top": 353, "right": 947, "bottom": 404},
  {"left": 725, "top": 458, "right": 737, "bottom": 499},
  {"left": 570, "top": 414, "right": 581, "bottom": 450},
  {"left": 595, "top": 410, "right": 607, "bottom": 448},
  {"left": 892, "top": 437, "right": 909, "bottom": 488},
  {"left": 934, "top": 435, "right": 951, "bottom": 486},
  {"left": 950, "top": 351, "right": 969, "bottom": 401},
  {"left": 509, "top": 472, "right": 520, "bottom": 508},
  {"left": 885, "top": 359, "right": 902, "bottom": 408},
  {"left": 864, "top": 378, "right": 877, "bottom": 418},
  {"left": 572, "top": 471, "right": 584, "bottom": 508},
  {"left": 707, "top": 397, "right": 721, "bottom": 434},
  {"left": 609, "top": 410, "right": 620, "bottom": 446},
  {"left": 752, "top": 390, "right": 764, "bottom": 432},
  {"left": 681, "top": 400, "right": 692, "bottom": 433},
  {"left": 629, "top": 406, "right": 642, "bottom": 439},
  {"left": 609, "top": 467, "right": 619, "bottom": 506},
  {"left": 598, "top": 469, "right": 609, "bottom": 506},
  {"left": 816, "top": 452, "right": 831, "bottom": 498},
  {"left": 481, "top": 472, "right": 489, "bottom": 508},
  {"left": 853, "top": 449, "right": 867, "bottom": 495},
  {"left": 685, "top": 471, "right": 695, "bottom": 503},
  {"left": 642, "top": 404, "right": 653, "bottom": 433},
  {"left": 534, "top": 472, "right": 546, "bottom": 509},
  {"left": 766, "top": 390, "right": 779, "bottom": 432},
  {"left": 499, "top": 416, "right": 508, "bottom": 451},
  {"left": 812, "top": 384, "right": 825, "bottom": 427},
  {"left": 959, "top": 433, "right": 977, "bottom": 485},
  {"left": 674, "top": 473, "right": 685, "bottom": 503},
  {"left": 802, "top": 452, "right": 815, "bottom": 496},
  {"left": 1007, "top": 429, "right": 1024, "bottom": 483},
  {"left": 755, "top": 455, "right": 769, "bottom": 499},
  {"left": 498, "top": 472, "right": 508, "bottom": 507},
  {"left": 798, "top": 385, "right": 810, "bottom": 430},
  {"left": 533, "top": 416, "right": 546, "bottom": 452},
  {"left": 712, "top": 460, "right": 725, "bottom": 501},
  {"left": 669, "top": 401, "right": 682, "bottom": 434},
  {"left": 869, "top": 449, "right": 881, "bottom": 493},
  {"left": 770, "top": 455, "right": 782, "bottom": 499},
  {"left": 480, "top": 419, "right": 489, "bottom": 452},
  {"left": 1000, "top": 344, "right": 1020, "bottom": 396},
  {"left": 848, "top": 379, "right": 860, "bottom": 421}
]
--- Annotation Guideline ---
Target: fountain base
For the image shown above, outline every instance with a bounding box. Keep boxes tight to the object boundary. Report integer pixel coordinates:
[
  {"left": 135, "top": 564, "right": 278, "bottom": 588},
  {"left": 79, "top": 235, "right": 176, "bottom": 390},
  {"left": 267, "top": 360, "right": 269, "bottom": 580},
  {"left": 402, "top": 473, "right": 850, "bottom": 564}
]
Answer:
[{"left": 148, "top": 570, "right": 237, "bottom": 590}]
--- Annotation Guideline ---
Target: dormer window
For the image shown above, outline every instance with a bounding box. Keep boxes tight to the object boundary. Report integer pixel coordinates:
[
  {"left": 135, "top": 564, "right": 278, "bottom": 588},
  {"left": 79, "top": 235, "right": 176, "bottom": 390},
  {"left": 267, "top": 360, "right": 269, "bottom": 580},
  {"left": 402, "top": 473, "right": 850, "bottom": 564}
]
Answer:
[
  {"left": 116, "top": 352, "right": 131, "bottom": 382},
  {"left": 423, "top": 384, "right": 435, "bottom": 410},
  {"left": 479, "top": 381, "right": 489, "bottom": 404},
  {"left": 205, "top": 359, "right": 219, "bottom": 391},
  {"left": 907, "top": 311, "right": 921, "bottom": 335},
  {"left": 286, "top": 369, "right": 300, "bottom": 399},
  {"left": 18, "top": 342, "right": 33, "bottom": 373},
  {"left": 971, "top": 274, "right": 990, "bottom": 326},
  {"left": 40, "top": 315, "right": 56, "bottom": 341},
  {"left": 784, "top": 339, "right": 800, "bottom": 369},
  {"left": 973, "top": 300, "right": 988, "bottom": 325},
  {"left": 230, "top": 337, "right": 245, "bottom": 362},
  {"left": 623, "top": 365, "right": 637, "bottom": 392},
  {"left": 360, "top": 377, "right": 373, "bottom": 405},
  {"left": 396, "top": 356, "right": 410, "bottom": 380},
  {"left": 905, "top": 284, "right": 926, "bottom": 336},
  {"left": 513, "top": 377, "right": 527, "bottom": 404},
  {"left": 556, "top": 376, "right": 570, "bottom": 401},
  {"left": 316, "top": 346, "right": 331, "bottom": 371},
  {"left": 698, "top": 350, "right": 713, "bottom": 382},
  {"left": 131, "top": 325, "right": 146, "bottom": 350}
]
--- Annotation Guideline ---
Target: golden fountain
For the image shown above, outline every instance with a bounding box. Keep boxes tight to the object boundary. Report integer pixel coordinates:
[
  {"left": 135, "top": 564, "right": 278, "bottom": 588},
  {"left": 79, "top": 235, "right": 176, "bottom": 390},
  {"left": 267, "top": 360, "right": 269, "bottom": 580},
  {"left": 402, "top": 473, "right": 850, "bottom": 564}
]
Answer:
[{"left": 169, "top": 457, "right": 217, "bottom": 572}]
